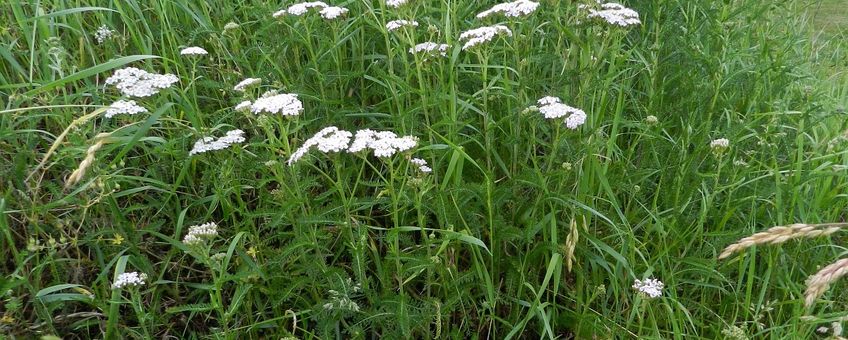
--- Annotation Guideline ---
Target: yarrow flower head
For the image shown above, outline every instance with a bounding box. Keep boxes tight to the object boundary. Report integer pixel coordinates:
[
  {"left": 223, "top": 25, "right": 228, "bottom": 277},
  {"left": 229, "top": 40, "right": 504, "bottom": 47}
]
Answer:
[
  {"left": 459, "top": 25, "right": 512, "bottom": 50},
  {"left": 182, "top": 222, "right": 219, "bottom": 246},
  {"left": 536, "top": 96, "right": 587, "bottom": 129},
  {"left": 287, "top": 127, "right": 353, "bottom": 165},
  {"left": 105, "top": 67, "right": 179, "bottom": 98},
  {"left": 584, "top": 2, "right": 641, "bottom": 27},
  {"left": 235, "top": 100, "right": 252, "bottom": 112},
  {"left": 94, "top": 25, "right": 115, "bottom": 44},
  {"left": 476, "top": 0, "right": 539, "bottom": 19},
  {"left": 112, "top": 272, "right": 148, "bottom": 289},
  {"left": 320, "top": 6, "right": 348, "bottom": 19},
  {"left": 347, "top": 129, "right": 418, "bottom": 158},
  {"left": 288, "top": 128, "right": 419, "bottom": 165},
  {"left": 386, "top": 0, "right": 408, "bottom": 8},
  {"left": 233, "top": 78, "right": 262, "bottom": 92},
  {"left": 409, "top": 42, "right": 450, "bottom": 59},
  {"left": 189, "top": 129, "right": 246, "bottom": 156},
  {"left": 410, "top": 158, "right": 432, "bottom": 173},
  {"left": 386, "top": 20, "right": 419, "bottom": 31},
  {"left": 249, "top": 91, "right": 303, "bottom": 116},
  {"left": 710, "top": 138, "right": 730, "bottom": 154},
  {"left": 180, "top": 46, "right": 208, "bottom": 56},
  {"left": 632, "top": 278, "right": 664, "bottom": 298},
  {"left": 105, "top": 100, "right": 147, "bottom": 118},
  {"left": 273, "top": 1, "right": 328, "bottom": 17}
]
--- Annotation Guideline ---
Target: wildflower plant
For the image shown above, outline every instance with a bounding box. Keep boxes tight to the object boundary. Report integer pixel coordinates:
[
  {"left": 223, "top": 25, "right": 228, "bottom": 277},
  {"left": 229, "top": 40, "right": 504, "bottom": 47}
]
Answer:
[{"left": 5, "top": 0, "right": 848, "bottom": 338}]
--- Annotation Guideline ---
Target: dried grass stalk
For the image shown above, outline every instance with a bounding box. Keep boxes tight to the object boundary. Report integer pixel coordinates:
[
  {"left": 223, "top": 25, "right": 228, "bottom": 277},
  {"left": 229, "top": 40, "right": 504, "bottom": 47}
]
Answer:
[
  {"left": 564, "top": 218, "right": 578, "bottom": 272},
  {"left": 804, "top": 258, "right": 848, "bottom": 308},
  {"left": 718, "top": 223, "right": 848, "bottom": 259},
  {"left": 65, "top": 132, "right": 112, "bottom": 188}
]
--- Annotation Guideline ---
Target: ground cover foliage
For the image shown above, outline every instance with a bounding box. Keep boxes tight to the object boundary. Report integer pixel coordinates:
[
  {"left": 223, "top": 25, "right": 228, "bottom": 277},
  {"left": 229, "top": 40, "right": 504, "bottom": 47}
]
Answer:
[{"left": 1, "top": 0, "right": 847, "bottom": 338}]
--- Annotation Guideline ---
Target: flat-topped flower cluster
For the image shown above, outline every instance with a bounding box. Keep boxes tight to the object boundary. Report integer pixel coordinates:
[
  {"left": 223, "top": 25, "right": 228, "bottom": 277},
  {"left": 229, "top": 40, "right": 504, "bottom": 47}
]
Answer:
[
  {"left": 189, "top": 130, "right": 246, "bottom": 156},
  {"left": 459, "top": 25, "right": 513, "bottom": 50},
  {"left": 536, "top": 96, "right": 587, "bottom": 129},
  {"left": 113, "top": 272, "right": 148, "bottom": 289},
  {"left": 242, "top": 91, "right": 304, "bottom": 116},
  {"left": 288, "top": 127, "right": 419, "bottom": 165},
  {"left": 105, "top": 100, "right": 147, "bottom": 118},
  {"left": 581, "top": 1, "right": 641, "bottom": 27},
  {"left": 476, "top": 0, "right": 539, "bottom": 19},
  {"left": 105, "top": 67, "right": 179, "bottom": 98},
  {"left": 273, "top": 2, "right": 349, "bottom": 20}
]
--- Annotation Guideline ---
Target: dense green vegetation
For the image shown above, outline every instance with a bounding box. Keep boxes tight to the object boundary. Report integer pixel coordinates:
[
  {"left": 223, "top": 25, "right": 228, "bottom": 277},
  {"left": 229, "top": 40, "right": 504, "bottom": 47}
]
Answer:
[{"left": 1, "top": 0, "right": 846, "bottom": 338}]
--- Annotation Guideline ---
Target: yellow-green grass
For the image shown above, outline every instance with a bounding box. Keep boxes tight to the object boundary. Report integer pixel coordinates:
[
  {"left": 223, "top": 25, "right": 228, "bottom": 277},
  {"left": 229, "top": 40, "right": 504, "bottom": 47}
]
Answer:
[{"left": 810, "top": 0, "right": 848, "bottom": 34}]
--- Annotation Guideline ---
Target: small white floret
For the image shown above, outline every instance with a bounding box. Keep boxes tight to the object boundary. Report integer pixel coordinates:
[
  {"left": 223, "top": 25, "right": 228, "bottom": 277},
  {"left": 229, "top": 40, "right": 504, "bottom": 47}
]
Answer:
[{"left": 94, "top": 25, "right": 115, "bottom": 44}]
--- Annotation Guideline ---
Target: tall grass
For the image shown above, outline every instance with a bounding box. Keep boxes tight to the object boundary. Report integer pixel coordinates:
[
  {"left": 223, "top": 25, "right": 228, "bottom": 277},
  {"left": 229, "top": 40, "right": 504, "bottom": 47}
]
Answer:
[{"left": 1, "top": 0, "right": 846, "bottom": 338}]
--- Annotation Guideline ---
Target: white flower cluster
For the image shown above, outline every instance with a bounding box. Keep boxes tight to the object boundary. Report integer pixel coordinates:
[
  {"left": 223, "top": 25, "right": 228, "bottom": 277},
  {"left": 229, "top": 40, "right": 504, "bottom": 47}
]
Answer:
[
  {"left": 105, "top": 67, "right": 179, "bottom": 97},
  {"left": 410, "top": 158, "right": 432, "bottom": 173},
  {"left": 288, "top": 126, "right": 353, "bottom": 165},
  {"left": 273, "top": 2, "right": 327, "bottom": 17},
  {"left": 409, "top": 42, "right": 449, "bottom": 58},
  {"left": 347, "top": 129, "right": 418, "bottom": 157},
  {"left": 113, "top": 272, "right": 148, "bottom": 289},
  {"left": 189, "top": 130, "right": 246, "bottom": 156},
  {"left": 235, "top": 100, "right": 252, "bottom": 112},
  {"left": 288, "top": 127, "right": 418, "bottom": 165},
  {"left": 537, "top": 96, "right": 587, "bottom": 129},
  {"left": 320, "top": 6, "right": 349, "bottom": 19},
  {"left": 94, "top": 25, "right": 115, "bottom": 44},
  {"left": 459, "top": 25, "right": 512, "bottom": 50},
  {"left": 585, "top": 2, "right": 641, "bottom": 27},
  {"left": 386, "top": 19, "right": 419, "bottom": 31},
  {"left": 386, "top": 0, "right": 408, "bottom": 8},
  {"left": 476, "top": 0, "right": 539, "bottom": 19},
  {"left": 243, "top": 91, "right": 304, "bottom": 116},
  {"left": 710, "top": 138, "right": 730, "bottom": 152},
  {"left": 182, "top": 222, "right": 219, "bottom": 246},
  {"left": 632, "top": 278, "right": 664, "bottom": 298},
  {"left": 180, "top": 46, "right": 208, "bottom": 56},
  {"left": 233, "top": 78, "right": 262, "bottom": 92},
  {"left": 105, "top": 99, "right": 147, "bottom": 118}
]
